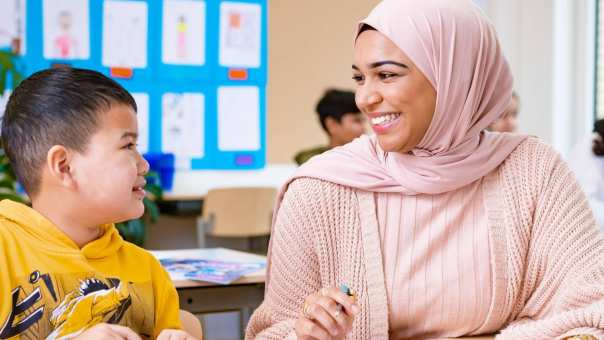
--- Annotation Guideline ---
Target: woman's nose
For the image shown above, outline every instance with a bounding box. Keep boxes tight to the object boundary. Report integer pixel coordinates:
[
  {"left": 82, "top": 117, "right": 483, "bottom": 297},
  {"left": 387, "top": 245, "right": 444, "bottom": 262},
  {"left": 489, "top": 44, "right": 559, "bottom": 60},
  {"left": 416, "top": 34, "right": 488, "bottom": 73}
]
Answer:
[{"left": 356, "top": 84, "right": 382, "bottom": 111}]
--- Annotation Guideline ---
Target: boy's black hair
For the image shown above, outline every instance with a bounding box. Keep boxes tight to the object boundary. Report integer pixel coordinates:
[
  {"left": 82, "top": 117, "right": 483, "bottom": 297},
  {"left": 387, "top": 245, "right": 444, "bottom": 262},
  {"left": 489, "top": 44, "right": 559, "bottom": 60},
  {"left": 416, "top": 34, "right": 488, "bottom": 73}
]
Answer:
[
  {"left": 316, "top": 89, "right": 361, "bottom": 134},
  {"left": 1, "top": 67, "right": 137, "bottom": 197}
]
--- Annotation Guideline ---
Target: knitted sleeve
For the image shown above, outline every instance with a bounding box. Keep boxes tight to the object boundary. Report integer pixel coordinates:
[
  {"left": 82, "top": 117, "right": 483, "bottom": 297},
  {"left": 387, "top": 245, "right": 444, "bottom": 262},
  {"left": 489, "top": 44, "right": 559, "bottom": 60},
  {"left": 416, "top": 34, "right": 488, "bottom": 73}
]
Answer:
[
  {"left": 244, "top": 178, "right": 325, "bottom": 339},
  {"left": 498, "top": 140, "right": 604, "bottom": 340}
]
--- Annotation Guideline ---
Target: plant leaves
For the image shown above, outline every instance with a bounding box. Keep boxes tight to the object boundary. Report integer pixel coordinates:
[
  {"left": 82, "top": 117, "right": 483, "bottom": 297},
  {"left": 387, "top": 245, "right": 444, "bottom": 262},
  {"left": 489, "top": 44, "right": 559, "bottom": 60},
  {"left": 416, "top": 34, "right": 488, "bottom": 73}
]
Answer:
[{"left": 143, "top": 196, "right": 160, "bottom": 223}]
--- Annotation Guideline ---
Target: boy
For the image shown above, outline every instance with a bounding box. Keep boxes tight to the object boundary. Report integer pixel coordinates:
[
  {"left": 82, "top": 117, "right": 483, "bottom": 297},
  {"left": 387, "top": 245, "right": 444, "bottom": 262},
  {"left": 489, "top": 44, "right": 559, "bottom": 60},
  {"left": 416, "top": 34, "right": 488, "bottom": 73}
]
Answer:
[
  {"left": 0, "top": 67, "right": 196, "bottom": 339},
  {"left": 294, "top": 89, "right": 366, "bottom": 165},
  {"left": 488, "top": 91, "right": 519, "bottom": 133}
]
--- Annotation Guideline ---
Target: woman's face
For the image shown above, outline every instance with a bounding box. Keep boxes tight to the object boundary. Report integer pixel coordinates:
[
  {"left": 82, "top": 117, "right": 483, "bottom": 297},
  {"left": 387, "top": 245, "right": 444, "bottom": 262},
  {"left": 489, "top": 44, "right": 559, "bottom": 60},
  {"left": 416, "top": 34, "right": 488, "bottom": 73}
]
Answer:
[{"left": 353, "top": 29, "right": 436, "bottom": 153}]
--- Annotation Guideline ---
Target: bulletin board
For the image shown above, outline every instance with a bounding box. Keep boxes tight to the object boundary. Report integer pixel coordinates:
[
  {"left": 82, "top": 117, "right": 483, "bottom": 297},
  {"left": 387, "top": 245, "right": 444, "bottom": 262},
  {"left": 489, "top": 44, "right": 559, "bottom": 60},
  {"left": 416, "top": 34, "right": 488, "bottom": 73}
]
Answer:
[{"left": 0, "top": 0, "right": 268, "bottom": 170}]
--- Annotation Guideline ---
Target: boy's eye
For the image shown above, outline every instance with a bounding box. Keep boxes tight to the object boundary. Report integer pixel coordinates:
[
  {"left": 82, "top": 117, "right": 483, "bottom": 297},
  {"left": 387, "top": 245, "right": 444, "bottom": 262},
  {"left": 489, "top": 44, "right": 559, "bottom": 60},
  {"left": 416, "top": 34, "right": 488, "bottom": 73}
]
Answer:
[{"left": 124, "top": 142, "right": 137, "bottom": 150}]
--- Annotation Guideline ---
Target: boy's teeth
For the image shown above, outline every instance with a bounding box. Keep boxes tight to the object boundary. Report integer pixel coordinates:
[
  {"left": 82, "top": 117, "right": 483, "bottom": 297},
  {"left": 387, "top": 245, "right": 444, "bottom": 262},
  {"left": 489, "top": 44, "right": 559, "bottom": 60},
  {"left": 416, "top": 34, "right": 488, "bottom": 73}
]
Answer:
[{"left": 371, "top": 113, "right": 400, "bottom": 125}]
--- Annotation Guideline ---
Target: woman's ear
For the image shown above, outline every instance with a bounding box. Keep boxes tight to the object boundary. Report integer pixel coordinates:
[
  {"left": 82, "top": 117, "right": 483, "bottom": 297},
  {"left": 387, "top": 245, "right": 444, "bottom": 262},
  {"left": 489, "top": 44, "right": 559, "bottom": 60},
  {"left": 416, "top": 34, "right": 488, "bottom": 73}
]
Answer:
[{"left": 46, "top": 145, "right": 76, "bottom": 189}]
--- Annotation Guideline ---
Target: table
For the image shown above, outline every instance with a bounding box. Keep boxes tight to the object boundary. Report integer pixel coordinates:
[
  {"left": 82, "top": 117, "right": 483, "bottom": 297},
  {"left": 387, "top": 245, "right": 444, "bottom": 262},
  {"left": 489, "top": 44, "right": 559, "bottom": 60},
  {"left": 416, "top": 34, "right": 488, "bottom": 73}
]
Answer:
[
  {"left": 151, "top": 248, "right": 266, "bottom": 332},
  {"left": 152, "top": 249, "right": 497, "bottom": 339}
]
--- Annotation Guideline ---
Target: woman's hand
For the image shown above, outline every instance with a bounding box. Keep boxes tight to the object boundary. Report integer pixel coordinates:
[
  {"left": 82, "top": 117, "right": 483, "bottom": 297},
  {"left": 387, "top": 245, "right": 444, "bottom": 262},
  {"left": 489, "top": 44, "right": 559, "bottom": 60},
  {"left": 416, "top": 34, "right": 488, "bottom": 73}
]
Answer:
[
  {"left": 73, "top": 323, "right": 142, "bottom": 340},
  {"left": 295, "top": 286, "right": 360, "bottom": 340}
]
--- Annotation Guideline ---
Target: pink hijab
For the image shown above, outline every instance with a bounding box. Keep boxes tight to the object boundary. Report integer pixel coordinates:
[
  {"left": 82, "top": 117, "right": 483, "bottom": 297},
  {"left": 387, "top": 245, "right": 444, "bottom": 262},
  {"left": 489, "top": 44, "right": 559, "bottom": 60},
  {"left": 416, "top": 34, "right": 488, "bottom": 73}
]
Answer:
[{"left": 286, "top": 0, "right": 528, "bottom": 197}]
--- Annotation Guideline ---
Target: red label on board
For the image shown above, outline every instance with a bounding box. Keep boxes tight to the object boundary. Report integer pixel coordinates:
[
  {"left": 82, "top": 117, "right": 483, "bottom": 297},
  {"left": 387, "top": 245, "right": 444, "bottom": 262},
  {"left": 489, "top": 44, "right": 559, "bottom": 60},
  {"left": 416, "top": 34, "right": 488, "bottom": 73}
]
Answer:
[{"left": 228, "top": 68, "right": 248, "bottom": 80}]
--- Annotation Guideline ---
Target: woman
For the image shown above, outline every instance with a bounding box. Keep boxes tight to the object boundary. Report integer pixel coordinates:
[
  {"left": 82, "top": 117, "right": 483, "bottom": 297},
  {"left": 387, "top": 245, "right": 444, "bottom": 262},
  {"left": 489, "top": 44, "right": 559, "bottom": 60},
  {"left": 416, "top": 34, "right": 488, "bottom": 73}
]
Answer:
[{"left": 247, "top": 1, "right": 604, "bottom": 339}]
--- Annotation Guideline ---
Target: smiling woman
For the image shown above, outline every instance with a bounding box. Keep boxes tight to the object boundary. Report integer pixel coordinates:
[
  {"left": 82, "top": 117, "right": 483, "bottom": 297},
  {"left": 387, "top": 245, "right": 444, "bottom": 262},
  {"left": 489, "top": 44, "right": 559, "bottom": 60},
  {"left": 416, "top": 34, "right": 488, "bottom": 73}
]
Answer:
[
  {"left": 352, "top": 28, "right": 436, "bottom": 153},
  {"left": 246, "top": 0, "right": 604, "bottom": 339}
]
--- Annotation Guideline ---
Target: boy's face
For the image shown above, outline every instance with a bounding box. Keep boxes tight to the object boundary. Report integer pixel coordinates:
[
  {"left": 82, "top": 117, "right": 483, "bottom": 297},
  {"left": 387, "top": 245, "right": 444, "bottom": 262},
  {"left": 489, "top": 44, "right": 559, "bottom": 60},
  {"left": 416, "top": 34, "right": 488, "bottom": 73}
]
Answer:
[
  {"left": 70, "top": 104, "right": 149, "bottom": 224},
  {"left": 328, "top": 113, "right": 366, "bottom": 146}
]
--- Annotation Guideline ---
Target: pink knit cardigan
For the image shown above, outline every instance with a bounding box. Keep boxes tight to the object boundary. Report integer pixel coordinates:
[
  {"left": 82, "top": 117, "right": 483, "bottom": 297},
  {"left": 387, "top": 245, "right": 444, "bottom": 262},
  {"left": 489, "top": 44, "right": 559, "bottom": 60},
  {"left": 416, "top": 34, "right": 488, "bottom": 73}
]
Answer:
[{"left": 245, "top": 138, "right": 604, "bottom": 340}]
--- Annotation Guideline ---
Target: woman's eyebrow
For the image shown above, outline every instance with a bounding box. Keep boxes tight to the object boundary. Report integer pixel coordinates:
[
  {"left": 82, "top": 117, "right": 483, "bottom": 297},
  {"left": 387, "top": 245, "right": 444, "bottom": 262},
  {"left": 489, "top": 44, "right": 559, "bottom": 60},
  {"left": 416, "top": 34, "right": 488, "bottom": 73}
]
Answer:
[{"left": 352, "top": 61, "right": 408, "bottom": 70}]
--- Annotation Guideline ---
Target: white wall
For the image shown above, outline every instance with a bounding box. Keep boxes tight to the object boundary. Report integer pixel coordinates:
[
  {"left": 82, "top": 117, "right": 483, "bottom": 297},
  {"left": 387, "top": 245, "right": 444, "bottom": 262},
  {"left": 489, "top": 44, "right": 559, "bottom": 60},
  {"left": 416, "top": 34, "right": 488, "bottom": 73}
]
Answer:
[
  {"left": 267, "top": 0, "right": 380, "bottom": 163},
  {"left": 486, "top": 0, "right": 596, "bottom": 156}
]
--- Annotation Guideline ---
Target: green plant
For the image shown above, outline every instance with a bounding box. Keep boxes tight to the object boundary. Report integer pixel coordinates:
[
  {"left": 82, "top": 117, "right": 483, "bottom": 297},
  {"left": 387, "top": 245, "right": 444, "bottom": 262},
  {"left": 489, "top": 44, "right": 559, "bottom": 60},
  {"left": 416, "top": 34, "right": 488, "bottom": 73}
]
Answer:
[
  {"left": 115, "top": 170, "right": 163, "bottom": 247},
  {"left": 0, "top": 50, "right": 25, "bottom": 204},
  {"left": 0, "top": 50, "right": 23, "bottom": 95},
  {"left": 0, "top": 143, "right": 25, "bottom": 204}
]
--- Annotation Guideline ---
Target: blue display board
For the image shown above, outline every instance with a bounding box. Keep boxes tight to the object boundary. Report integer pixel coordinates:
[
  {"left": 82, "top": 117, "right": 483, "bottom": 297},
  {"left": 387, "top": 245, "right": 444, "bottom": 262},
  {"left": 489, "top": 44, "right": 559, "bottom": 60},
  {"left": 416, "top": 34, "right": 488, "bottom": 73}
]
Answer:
[{"left": 14, "top": 0, "right": 267, "bottom": 170}]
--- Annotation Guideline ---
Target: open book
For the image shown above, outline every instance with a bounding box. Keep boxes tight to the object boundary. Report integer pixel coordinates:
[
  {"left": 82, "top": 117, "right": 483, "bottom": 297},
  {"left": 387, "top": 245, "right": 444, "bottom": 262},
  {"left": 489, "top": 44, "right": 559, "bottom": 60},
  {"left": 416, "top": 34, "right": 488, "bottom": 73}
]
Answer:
[{"left": 152, "top": 248, "right": 267, "bottom": 285}]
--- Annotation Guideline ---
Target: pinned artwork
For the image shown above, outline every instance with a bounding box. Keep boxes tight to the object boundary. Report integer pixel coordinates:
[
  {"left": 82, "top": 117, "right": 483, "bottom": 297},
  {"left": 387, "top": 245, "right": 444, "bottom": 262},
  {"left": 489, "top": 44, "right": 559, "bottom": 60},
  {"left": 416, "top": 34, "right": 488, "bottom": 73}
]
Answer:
[
  {"left": 217, "top": 86, "right": 260, "bottom": 151},
  {"left": 219, "top": 2, "right": 261, "bottom": 68},
  {"left": 162, "top": 0, "right": 206, "bottom": 66},
  {"left": 0, "top": 90, "right": 11, "bottom": 127},
  {"left": 43, "top": 0, "right": 90, "bottom": 60},
  {"left": 102, "top": 0, "right": 148, "bottom": 69},
  {"left": 0, "top": 0, "right": 26, "bottom": 54},
  {"left": 161, "top": 93, "right": 205, "bottom": 160}
]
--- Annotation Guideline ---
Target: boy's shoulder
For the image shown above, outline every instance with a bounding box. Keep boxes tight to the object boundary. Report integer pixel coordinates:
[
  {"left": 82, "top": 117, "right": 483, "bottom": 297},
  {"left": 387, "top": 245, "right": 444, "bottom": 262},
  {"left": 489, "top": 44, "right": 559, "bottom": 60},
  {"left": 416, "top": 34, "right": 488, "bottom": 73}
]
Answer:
[
  {"left": 0, "top": 214, "right": 21, "bottom": 241},
  {"left": 119, "top": 241, "right": 166, "bottom": 271}
]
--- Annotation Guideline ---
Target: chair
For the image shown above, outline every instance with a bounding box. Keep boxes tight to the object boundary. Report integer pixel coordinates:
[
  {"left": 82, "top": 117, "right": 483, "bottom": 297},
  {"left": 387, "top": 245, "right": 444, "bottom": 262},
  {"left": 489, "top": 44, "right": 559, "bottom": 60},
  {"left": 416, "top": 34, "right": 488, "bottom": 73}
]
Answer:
[
  {"left": 180, "top": 310, "right": 203, "bottom": 339},
  {"left": 196, "top": 187, "right": 277, "bottom": 252}
]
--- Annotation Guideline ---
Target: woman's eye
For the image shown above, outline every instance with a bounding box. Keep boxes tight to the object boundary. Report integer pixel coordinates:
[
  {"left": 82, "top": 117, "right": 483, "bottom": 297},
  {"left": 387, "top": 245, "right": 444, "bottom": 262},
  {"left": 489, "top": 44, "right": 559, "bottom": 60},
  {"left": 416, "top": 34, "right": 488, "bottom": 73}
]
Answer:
[
  {"left": 379, "top": 72, "right": 397, "bottom": 80},
  {"left": 352, "top": 74, "right": 364, "bottom": 83},
  {"left": 124, "top": 143, "right": 137, "bottom": 150}
]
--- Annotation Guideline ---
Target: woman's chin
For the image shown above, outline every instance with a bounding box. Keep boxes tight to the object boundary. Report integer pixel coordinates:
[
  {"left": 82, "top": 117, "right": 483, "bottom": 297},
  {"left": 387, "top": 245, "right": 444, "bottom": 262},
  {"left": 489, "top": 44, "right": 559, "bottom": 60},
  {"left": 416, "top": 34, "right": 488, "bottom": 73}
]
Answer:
[{"left": 377, "top": 135, "right": 411, "bottom": 153}]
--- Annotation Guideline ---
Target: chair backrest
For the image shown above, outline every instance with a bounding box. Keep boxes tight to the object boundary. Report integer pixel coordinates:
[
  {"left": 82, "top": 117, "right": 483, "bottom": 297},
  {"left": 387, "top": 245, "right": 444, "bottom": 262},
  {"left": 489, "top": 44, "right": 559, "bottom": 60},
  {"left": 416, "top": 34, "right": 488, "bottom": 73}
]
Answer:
[{"left": 201, "top": 187, "right": 277, "bottom": 237}]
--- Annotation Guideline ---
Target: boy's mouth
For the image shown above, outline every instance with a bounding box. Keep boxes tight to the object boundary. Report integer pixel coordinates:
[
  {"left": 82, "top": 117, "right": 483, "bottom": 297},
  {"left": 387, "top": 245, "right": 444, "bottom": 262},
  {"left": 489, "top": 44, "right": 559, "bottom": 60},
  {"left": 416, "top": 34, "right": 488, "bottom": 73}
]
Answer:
[{"left": 132, "top": 180, "right": 146, "bottom": 196}]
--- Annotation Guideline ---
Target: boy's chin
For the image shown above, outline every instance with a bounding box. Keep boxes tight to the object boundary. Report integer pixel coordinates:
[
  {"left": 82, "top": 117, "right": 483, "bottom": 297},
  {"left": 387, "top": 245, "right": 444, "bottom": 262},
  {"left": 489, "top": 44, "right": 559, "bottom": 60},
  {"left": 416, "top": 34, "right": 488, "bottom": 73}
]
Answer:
[{"left": 115, "top": 205, "right": 145, "bottom": 223}]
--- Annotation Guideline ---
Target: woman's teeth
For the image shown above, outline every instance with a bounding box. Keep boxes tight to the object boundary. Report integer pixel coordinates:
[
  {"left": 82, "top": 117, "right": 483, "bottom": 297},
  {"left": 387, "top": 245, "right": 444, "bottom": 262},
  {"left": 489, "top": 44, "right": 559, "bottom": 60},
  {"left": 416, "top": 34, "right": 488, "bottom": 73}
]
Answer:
[{"left": 371, "top": 113, "right": 401, "bottom": 125}]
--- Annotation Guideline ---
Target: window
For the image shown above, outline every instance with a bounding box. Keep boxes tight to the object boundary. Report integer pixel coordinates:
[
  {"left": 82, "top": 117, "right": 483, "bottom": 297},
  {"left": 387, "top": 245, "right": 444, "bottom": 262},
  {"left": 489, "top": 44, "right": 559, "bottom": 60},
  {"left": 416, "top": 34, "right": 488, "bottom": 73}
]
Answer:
[{"left": 597, "top": 0, "right": 604, "bottom": 118}]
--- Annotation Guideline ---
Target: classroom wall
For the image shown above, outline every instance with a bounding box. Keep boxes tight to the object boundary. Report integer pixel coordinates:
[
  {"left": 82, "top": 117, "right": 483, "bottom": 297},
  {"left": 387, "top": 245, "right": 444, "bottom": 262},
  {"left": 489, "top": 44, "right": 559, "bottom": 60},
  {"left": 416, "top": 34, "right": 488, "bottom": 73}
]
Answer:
[{"left": 266, "top": 0, "right": 380, "bottom": 164}]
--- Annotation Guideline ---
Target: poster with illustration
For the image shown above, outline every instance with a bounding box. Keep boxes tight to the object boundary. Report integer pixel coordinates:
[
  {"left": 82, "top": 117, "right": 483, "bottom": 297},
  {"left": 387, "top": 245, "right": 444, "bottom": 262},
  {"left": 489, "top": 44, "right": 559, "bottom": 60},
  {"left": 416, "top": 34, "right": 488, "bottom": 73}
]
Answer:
[
  {"left": 219, "top": 2, "right": 261, "bottom": 68},
  {"left": 217, "top": 86, "right": 260, "bottom": 151},
  {"left": 102, "top": 0, "right": 148, "bottom": 68},
  {"left": 43, "top": 0, "right": 90, "bottom": 60},
  {"left": 131, "top": 93, "right": 149, "bottom": 154},
  {"left": 161, "top": 93, "right": 204, "bottom": 160},
  {"left": 0, "top": 0, "right": 26, "bottom": 54},
  {"left": 162, "top": 0, "right": 206, "bottom": 66}
]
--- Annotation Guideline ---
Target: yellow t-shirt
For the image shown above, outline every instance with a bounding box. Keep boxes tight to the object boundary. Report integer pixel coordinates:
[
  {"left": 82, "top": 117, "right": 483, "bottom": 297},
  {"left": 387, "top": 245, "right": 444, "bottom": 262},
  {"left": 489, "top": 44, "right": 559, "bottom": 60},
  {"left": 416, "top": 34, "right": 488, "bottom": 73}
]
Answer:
[{"left": 0, "top": 200, "right": 181, "bottom": 339}]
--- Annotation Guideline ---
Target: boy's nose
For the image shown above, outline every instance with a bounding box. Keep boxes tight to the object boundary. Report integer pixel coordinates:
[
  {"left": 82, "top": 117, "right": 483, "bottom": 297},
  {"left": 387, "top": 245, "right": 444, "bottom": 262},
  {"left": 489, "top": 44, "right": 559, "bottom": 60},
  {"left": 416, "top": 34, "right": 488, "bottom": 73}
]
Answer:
[{"left": 139, "top": 155, "right": 150, "bottom": 176}]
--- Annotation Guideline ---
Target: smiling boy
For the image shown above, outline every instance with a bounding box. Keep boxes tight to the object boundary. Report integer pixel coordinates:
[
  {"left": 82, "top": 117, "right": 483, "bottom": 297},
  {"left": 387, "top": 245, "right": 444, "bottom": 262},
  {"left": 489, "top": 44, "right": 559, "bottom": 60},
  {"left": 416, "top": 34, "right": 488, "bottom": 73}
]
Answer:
[{"left": 0, "top": 67, "right": 195, "bottom": 339}]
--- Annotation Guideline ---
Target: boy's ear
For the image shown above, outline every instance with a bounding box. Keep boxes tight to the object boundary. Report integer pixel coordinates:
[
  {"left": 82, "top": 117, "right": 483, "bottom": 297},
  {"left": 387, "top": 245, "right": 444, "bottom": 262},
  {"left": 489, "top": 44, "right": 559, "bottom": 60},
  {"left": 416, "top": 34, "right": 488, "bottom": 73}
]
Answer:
[
  {"left": 46, "top": 145, "right": 76, "bottom": 188},
  {"left": 324, "top": 116, "right": 340, "bottom": 135}
]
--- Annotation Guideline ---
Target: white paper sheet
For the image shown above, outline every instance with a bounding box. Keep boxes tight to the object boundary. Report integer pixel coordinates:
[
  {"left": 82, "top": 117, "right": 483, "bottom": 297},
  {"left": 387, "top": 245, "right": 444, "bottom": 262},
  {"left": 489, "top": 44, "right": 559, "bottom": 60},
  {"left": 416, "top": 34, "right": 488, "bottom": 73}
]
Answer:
[
  {"left": 0, "top": 0, "right": 26, "bottom": 54},
  {"left": 162, "top": 0, "right": 206, "bottom": 66},
  {"left": 0, "top": 90, "right": 12, "bottom": 127},
  {"left": 161, "top": 93, "right": 204, "bottom": 159},
  {"left": 43, "top": 0, "right": 90, "bottom": 60},
  {"left": 132, "top": 93, "right": 149, "bottom": 154},
  {"left": 217, "top": 86, "right": 260, "bottom": 151},
  {"left": 219, "top": 2, "right": 261, "bottom": 68},
  {"left": 102, "top": 1, "right": 148, "bottom": 68}
]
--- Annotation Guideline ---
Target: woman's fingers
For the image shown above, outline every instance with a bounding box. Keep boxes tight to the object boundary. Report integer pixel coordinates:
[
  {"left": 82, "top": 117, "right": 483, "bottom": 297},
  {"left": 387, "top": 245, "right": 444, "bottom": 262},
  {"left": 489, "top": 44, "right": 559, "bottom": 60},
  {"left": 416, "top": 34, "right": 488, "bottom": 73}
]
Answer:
[
  {"left": 313, "top": 296, "right": 349, "bottom": 332},
  {"left": 296, "top": 286, "right": 361, "bottom": 340},
  {"left": 295, "top": 316, "right": 331, "bottom": 339},
  {"left": 321, "top": 287, "right": 360, "bottom": 317},
  {"left": 305, "top": 299, "right": 342, "bottom": 337}
]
